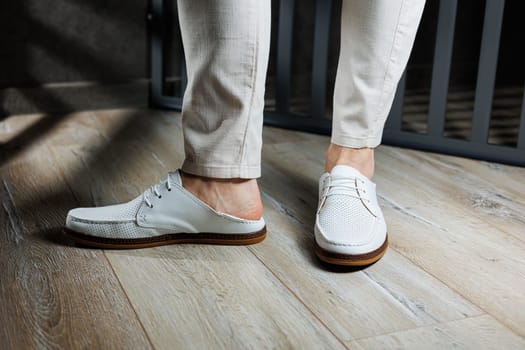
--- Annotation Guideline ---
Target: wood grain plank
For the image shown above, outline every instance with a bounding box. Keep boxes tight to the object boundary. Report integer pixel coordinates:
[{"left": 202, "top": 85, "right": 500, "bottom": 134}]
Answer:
[
  {"left": 420, "top": 151, "right": 525, "bottom": 201},
  {"left": 351, "top": 315, "right": 525, "bottom": 350},
  {"left": 53, "top": 108, "right": 181, "bottom": 207},
  {"left": 403, "top": 150, "right": 525, "bottom": 243},
  {"left": 0, "top": 112, "right": 152, "bottom": 349},
  {"left": 108, "top": 246, "right": 346, "bottom": 349},
  {"left": 371, "top": 146, "right": 525, "bottom": 337}
]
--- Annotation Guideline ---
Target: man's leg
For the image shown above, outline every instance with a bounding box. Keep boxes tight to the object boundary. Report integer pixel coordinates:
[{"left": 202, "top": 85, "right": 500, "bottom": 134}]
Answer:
[
  {"left": 63, "top": 0, "right": 271, "bottom": 248},
  {"left": 177, "top": 0, "right": 271, "bottom": 220},
  {"left": 315, "top": 0, "right": 426, "bottom": 265},
  {"left": 328, "top": 0, "right": 426, "bottom": 176}
]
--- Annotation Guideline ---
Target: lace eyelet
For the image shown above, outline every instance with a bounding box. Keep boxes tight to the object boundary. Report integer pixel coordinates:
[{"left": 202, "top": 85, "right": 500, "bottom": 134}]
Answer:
[
  {"left": 158, "top": 195, "right": 162, "bottom": 199},
  {"left": 167, "top": 188, "right": 171, "bottom": 191}
]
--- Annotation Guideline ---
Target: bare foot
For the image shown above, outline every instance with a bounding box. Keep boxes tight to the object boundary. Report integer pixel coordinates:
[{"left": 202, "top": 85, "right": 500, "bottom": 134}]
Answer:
[
  {"left": 325, "top": 143, "right": 375, "bottom": 179},
  {"left": 181, "top": 172, "right": 263, "bottom": 220}
]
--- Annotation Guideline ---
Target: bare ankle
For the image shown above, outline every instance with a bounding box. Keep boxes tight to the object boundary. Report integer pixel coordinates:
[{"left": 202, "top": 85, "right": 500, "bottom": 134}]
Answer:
[
  {"left": 325, "top": 144, "right": 375, "bottom": 179},
  {"left": 180, "top": 172, "right": 263, "bottom": 220}
]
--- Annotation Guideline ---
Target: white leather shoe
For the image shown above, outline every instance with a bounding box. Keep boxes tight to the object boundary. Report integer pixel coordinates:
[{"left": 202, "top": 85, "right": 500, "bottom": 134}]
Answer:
[
  {"left": 314, "top": 165, "right": 388, "bottom": 266},
  {"left": 64, "top": 170, "right": 266, "bottom": 248}
]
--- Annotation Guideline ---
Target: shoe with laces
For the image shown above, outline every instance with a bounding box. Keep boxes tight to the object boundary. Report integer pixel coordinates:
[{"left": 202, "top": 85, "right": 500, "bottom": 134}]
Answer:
[
  {"left": 64, "top": 170, "right": 266, "bottom": 249},
  {"left": 314, "top": 165, "right": 388, "bottom": 266}
]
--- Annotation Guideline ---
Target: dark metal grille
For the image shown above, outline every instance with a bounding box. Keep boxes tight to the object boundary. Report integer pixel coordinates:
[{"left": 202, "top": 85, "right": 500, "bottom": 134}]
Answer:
[{"left": 149, "top": 0, "right": 525, "bottom": 166}]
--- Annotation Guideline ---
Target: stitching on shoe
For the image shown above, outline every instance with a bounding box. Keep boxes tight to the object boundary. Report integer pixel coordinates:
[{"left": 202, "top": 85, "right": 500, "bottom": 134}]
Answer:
[{"left": 69, "top": 217, "right": 135, "bottom": 224}]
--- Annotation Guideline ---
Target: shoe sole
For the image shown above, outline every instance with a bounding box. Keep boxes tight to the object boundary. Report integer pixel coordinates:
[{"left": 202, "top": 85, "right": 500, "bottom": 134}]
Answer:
[
  {"left": 314, "top": 235, "right": 388, "bottom": 266},
  {"left": 63, "top": 227, "right": 266, "bottom": 249}
]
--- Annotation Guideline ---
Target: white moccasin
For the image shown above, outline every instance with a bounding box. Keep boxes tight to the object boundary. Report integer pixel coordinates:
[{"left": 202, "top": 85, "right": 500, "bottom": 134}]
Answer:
[
  {"left": 314, "top": 165, "right": 388, "bottom": 266},
  {"left": 64, "top": 170, "right": 266, "bottom": 248}
]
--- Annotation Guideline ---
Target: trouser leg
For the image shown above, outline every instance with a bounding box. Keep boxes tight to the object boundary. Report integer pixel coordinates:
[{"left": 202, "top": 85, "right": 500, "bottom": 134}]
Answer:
[
  {"left": 177, "top": 0, "right": 271, "bottom": 179},
  {"left": 332, "top": 0, "right": 426, "bottom": 148}
]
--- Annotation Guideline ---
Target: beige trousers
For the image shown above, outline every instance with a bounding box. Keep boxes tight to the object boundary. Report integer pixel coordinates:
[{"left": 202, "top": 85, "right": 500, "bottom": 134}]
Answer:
[{"left": 178, "top": 0, "right": 426, "bottom": 179}]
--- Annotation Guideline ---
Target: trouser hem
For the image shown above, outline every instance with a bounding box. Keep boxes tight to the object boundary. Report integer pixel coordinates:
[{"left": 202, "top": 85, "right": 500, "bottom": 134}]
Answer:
[
  {"left": 330, "top": 131, "right": 383, "bottom": 149},
  {"left": 181, "top": 161, "right": 261, "bottom": 179}
]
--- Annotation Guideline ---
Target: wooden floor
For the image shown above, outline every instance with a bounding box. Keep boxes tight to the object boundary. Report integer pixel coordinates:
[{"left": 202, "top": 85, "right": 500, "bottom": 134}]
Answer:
[{"left": 1, "top": 108, "right": 524, "bottom": 349}]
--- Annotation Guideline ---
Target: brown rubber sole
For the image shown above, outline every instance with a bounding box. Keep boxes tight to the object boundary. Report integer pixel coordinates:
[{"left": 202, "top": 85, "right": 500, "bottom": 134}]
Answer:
[
  {"left": 63, "top": 227, "right": 267, "bottom": 249},
  {"left": 314, "top": 235, "right": 388, "bottom": 266}
]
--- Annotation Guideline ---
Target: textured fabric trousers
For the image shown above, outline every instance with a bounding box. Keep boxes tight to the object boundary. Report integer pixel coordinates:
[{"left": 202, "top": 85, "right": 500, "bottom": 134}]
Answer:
[{"left": 178, "top": 0, "right": 426, "bottom": 179}]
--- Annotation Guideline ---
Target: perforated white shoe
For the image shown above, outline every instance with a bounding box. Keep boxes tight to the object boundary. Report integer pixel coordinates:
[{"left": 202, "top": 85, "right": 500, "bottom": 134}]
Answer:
[
  {"left": 314, "top": 165, "right": 388, "bottom": 266},
  {"left": 64, "top": 170, "right": 266, "bottom": 248}
]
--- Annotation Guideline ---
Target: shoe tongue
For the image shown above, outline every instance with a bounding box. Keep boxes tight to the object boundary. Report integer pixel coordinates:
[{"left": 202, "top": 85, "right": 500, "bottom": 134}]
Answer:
[{"left": 330, "top": 165, "right": 366, "bottom": 180}]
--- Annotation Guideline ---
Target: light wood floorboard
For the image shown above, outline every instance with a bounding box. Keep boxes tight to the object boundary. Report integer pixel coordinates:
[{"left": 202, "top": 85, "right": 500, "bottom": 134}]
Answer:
[
  {"left": 1, "top": 108, "right": 524, "bottom": 349},
  {"left": 0, "top": 112, "right": 153, "bottom": 349},
  {"left": 373, "top": 146, "right": 525, "bottom": 337},
  {"left": 351, "top": 315, "right": 525, "bottom": 350}
]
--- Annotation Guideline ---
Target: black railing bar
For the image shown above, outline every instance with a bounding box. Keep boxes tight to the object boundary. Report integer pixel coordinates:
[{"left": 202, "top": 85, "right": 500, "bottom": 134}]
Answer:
[
  {"left": 471, "top": 0, "right": 505, "bottom": 143},
  {"left": 150, "top": 0, "right": 164, "bottom": 101},
  {"left": 276, "top": 0, "right": 295, "bottom": 114},
  {"left": 385, "top": 70, "right": 407, "bottom": 131},
  {"left": 311, "top": 0, "right": 333, "bottom": 120},
  {"left": 427, "top": 0, "right": 457, "bottom": 136},
  {"left": 517, "top": 86, "right": 525, "bottom": 150},
  {"left": 153, "top": 96, "right": 183, "bottom": 111}
]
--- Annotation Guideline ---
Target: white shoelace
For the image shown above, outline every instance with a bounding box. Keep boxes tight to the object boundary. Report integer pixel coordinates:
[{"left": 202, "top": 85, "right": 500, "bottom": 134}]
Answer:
[
  {"left": 318, "top": 176, "right": 371, "bottom": 213},
  {"left": 143, "top": 175, "right": 172, "bottom": 208}
]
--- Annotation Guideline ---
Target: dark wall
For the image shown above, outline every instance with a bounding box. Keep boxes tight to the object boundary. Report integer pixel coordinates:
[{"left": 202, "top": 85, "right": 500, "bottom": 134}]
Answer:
[
  {"left": 0, "top": 0, "right": 149, "bottom": 116},
  {"left": 1, "top": 0, "right": 147, "bottom": 86}
]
